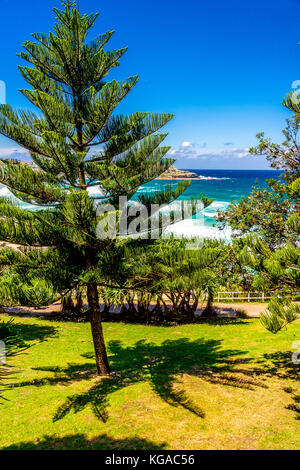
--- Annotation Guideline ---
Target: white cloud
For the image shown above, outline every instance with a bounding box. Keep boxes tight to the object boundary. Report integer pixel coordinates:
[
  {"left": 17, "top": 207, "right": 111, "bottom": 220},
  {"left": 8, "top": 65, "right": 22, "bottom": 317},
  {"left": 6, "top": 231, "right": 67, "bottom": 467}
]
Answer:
[
  {"left": 181, "top": 141, "right": 194, "bottom": 148},
  {"left": 168, "top": 142, "right": 252, "bottom": 161},
  {"left": 0, "top": 143, "right": 257, "bottom": 167},
  {"left": 0, "top": 147, "right": 29, "bottom": 159}
]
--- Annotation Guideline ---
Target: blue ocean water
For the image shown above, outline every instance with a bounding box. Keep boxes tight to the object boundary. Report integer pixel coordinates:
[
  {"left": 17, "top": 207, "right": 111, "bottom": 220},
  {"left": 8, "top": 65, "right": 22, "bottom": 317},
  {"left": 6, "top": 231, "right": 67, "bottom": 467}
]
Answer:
[
  {"left": 0, "top": 169, "right": 281, "bottom": 239},
  {"left": 135, "top": 169, "right": 281, "bottom": 238}
]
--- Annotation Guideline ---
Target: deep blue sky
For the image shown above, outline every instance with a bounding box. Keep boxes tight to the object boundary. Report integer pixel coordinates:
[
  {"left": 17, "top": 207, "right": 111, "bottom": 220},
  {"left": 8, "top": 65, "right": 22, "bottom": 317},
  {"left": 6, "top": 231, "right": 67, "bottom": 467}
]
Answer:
[{"left": 1, "top": 0, "right": 300, "bottom": 168}]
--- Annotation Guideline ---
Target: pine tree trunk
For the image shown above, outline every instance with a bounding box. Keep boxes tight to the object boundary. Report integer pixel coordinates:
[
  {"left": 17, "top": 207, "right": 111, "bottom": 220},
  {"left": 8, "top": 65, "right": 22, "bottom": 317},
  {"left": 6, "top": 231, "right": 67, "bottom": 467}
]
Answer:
[
  {"left": 202, "top": 291, "right": 217, "bottom": 318},
  {"left": 87, "top": 283, "right": 111, "bottom": 376}
]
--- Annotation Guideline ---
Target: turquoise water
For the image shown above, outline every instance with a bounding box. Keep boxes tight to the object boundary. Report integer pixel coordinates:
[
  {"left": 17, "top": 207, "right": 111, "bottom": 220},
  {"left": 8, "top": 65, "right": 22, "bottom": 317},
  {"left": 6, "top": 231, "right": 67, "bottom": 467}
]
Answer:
[
  {"left": 0, "top": 169, "right": 281, "bottom": 239},
  {"left": 134, "top": 169, "right": 281, "bottom": 238}
]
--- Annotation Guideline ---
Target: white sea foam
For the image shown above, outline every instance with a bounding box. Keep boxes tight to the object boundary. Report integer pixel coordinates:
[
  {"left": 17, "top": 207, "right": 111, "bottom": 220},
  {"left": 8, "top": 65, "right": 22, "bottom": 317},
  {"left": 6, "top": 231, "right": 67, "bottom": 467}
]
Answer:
[
  {"left": 201, "top": 200, "right": 231, "bottom": 218},
  {"left": 0, "top": 185, "right": 13, "bottom": 198},
  {"left": 198, "top": 176, "right": 232, "bottom": 181},
  {"left": 201, "top": 211, "right": 218, "bottom": 218},
  {"left": 209, "top": 200, "right": 231, "bottom": 209},
  {"left": 86, "top": 185, "right": 106, "bottom": 197},
  {"left": 157, "top": 199, "right": 204, "bottom": 214},
  {"left": 0, "top": 185, "right": 55, "bottom": 210},
  {"left": 164, "top": 218, "right": 232, "bottom": 241},
  {"left": 137, "top": 188, "right": 161, "bottom": 193}
]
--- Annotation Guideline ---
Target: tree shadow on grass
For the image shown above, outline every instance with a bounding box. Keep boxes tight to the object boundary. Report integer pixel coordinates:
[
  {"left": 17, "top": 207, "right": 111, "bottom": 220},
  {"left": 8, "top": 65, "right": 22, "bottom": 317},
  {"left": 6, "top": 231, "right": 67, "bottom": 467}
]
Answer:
[
  {"left": 10, "top": 322, "right": 58, "bottom": 345},
  {"left": 1, "top": 433, "right": 166, "bottom": 450},
  {"left": 258, "top": 351, "right": 300, "bottom": 380},
  {"left": 8, "top": 335, "right": 300, "bottom": 423},
  {"left": 257, "top": 351, "right": 300, "bottom": 420},
  {"left": 23, "top": 337, "right": 268, "bottom": 423},
  {"left": 285, "top": 390, "right": 300, "bottom": 420},
  {"left": 0, "top": 321, "right": 58, "bottom": 400},
  {"left": 0, "top": 317, "right": 57, "bottom": 346}
]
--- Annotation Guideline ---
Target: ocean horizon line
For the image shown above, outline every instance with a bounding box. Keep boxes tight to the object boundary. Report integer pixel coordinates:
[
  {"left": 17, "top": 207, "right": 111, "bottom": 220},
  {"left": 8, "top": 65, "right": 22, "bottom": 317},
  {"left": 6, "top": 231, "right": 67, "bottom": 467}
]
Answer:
[{"left": 177, "top": 168, "right": 280, "bottom": 171}]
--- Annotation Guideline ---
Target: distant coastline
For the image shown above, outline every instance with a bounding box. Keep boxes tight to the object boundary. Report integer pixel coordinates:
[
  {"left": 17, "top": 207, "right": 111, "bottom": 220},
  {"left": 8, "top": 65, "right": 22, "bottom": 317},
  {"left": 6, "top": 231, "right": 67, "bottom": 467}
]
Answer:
[
  {"left": 157, "top": 166, "right": 200, "bottom": 179},
  {"left": 19, "top": 162, "right": 201, "bottom": 178}
]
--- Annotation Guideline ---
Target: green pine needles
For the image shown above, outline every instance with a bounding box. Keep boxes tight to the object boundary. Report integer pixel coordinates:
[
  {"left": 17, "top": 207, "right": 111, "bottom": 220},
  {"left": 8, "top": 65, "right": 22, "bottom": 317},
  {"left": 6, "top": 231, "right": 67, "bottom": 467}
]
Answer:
[{"left": 0, "top": 1, "right": 203, "bottom": 375}]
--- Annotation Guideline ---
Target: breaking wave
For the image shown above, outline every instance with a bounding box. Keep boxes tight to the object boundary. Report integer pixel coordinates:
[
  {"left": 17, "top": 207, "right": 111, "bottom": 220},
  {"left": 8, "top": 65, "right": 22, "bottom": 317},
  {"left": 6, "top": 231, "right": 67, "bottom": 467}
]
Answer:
[
  {"left": 201, "top": 200, "right": 231, "bottom": 218},
  {"left": 0, "top": 185, "right": 13, "bottom": 198},
  {"left": 164, "top": 218, "right": 232, "bottom": 241},
  {"left": 198, "top": 176, "right": 232, "bottom": 180}
]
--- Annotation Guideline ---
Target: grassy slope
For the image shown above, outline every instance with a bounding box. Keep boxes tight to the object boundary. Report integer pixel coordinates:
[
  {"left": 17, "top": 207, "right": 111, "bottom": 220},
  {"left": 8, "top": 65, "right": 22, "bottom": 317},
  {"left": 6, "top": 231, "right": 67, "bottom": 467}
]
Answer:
[{"left": 0, "top": 314, "right": 299, "bottom": 450}]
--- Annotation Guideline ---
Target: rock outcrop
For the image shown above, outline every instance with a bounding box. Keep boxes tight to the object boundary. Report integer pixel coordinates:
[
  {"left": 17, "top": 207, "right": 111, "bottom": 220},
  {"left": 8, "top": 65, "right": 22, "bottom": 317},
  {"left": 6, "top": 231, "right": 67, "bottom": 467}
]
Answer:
[{"left": 158, "top": 166, "right": 199, "bottom": 179}]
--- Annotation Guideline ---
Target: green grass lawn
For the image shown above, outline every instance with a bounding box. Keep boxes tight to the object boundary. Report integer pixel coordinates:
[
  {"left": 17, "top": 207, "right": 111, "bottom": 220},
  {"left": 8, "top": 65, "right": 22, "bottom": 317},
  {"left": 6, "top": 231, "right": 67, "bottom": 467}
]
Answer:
[{"left": 0, "top": 314, "right": 299, "bottom": 450}]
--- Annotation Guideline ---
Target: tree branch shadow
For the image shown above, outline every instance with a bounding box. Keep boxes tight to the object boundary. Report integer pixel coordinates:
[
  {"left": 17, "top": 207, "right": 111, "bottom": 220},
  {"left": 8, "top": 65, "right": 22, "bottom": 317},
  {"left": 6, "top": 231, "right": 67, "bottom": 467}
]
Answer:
[
  {"left": 8, "top": 334, "right": 300, "bottom": 423},
  {"left": 25, "top": 337, "right": 262, "bottom": 422},
  {"left": 258, "top": 351, "right": 300, "bottom": 420},
  {"left": 2, "top": 322, "right": 58, "bottom": 345},
  {"left": 1, "top": 433, "right": 167, "bottom": 450},
  {"left": 1, "top": 320, "right": 58, "bottom": 399}
]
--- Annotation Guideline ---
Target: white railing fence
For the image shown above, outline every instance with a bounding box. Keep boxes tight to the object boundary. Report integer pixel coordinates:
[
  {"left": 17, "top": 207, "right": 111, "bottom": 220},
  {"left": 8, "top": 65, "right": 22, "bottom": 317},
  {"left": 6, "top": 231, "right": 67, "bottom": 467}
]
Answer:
[{"left": 215, "top": 291, "right": 300, "bottom": 302}]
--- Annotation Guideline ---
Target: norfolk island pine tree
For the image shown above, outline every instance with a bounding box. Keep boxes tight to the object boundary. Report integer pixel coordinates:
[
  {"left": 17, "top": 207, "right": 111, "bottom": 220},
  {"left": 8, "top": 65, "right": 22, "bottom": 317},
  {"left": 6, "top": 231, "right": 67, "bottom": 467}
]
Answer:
[{"left": 0, "top": 1, "right": 211, "bottom": 375}]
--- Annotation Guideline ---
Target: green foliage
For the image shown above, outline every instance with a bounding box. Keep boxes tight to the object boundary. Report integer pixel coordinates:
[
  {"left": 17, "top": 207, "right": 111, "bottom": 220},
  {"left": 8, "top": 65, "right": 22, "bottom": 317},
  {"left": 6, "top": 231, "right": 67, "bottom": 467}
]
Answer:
[
  {"left": 219, "top": 113, "right": 299, "bottom": 249},
  {"left": 0, "top": 1, "right": 215, "bottom": 373},
  {"left": 0, "top": 1, "right": 206, "bottom": 312},
  {"left": 96, "top": 238, "right": 233, "bottom": 323},
  {"left": 234, "top": 235, "right": 299, "bottom": 293},
  {"left": 19, "top": 280, "right": 54, "bottom": 309},
  {"left": 221, "top": 99, "right": 300, "bottom": 332},
  {"left": 290, "top": 177, "right": 300, "bottom": 197},
  {"left": 260, "top": 297, "right": 300, "bottom": 334},
  {"left": 0, "top": 318, "right": 16, "bottom": 342},
  {"left": 0, "top": 270, "right": 54, "bottom": 308},
  {"left": 218, "top": 180, "right": 296, "bottom": 248},
  {"left": 226, "top": 163, "right": 300, "bottom": 303},
  {"left": 249, "top": 115, "right": 300, "bottom": 183}
]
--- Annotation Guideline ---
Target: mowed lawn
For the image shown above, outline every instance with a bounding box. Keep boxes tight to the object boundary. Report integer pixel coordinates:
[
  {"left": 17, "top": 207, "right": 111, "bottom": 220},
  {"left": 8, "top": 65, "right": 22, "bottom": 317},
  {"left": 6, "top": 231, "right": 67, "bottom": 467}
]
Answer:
[{"left": 0, "top": 314, "right": 299, "bottom": 450}]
